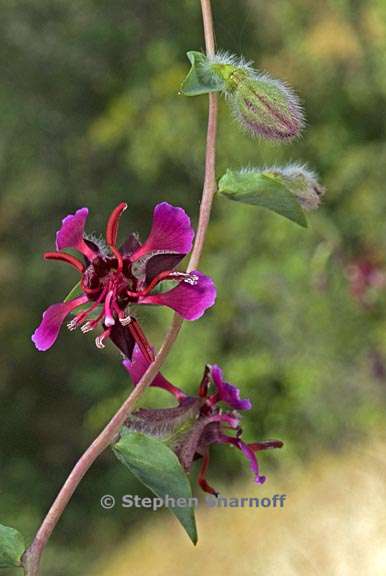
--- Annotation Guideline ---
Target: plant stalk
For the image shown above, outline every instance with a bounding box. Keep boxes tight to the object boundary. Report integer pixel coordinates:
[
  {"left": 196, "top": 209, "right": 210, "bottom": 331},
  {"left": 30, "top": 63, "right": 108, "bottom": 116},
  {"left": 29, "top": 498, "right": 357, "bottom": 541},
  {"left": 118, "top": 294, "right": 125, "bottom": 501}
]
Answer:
[{"left": 22, "top": 1, "right": 217, "bottom": 574}]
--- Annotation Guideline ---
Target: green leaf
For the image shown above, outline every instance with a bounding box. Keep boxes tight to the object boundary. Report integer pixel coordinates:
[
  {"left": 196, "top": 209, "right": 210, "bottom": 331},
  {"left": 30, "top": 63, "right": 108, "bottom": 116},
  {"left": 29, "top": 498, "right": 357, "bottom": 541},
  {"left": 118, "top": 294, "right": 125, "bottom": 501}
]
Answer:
[
  {"left": 218, "top": 169, "right": 308, "bottom": 228},
  {"left": 0, "top": 523, "right": 25, "bottom": 569},
  {"left": 180, "top": 51, "right": 224, "bottom": 96},
  {"left": 63, "top": 281, "right": 82, "bottom": 302},
  {"left": 113, "top": 430, "right": 198, "bottom": 545}
]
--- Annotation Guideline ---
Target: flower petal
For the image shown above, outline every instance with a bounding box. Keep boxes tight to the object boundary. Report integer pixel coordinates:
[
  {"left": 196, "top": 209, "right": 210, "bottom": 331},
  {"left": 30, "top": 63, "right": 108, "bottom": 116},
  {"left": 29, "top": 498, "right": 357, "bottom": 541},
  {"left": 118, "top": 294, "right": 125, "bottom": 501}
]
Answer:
[
  {"left": 223, "top": 436, "right": 266, "bottom": 484},
  {"left": 139, "top": 271, "right": 216, "bottom": 320},
  {"left": 56, "top": 208, "right": 88, "bottom": 250},
  {"left": 32, "top": 295, "right": 88, "bottom": 351},
  {"left": 56, "top": 208, "right": 96, "bottom": 260},
  {"left": 131, "top": 203, "right": 194, "bottom": 261},
  {"left": 210, "top": 364, "right": 252, "bottom": 410},
  {"left": 123, "top": 345, "right": 186, "bottom": 399}
]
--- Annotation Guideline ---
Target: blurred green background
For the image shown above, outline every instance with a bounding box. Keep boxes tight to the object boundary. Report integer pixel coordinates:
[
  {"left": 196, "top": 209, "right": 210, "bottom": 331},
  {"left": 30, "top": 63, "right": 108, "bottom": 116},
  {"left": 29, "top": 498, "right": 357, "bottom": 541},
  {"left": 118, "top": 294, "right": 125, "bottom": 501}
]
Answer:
[{"left": 1, "top": 0, "right": 386, "bottom": 574}]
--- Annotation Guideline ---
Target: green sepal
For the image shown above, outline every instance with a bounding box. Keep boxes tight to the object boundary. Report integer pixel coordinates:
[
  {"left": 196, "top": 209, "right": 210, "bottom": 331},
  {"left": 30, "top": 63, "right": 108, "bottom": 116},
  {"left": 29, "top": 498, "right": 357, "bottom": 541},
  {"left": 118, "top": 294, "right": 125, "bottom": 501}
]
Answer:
[
  {"left": 180, "top": 51, "right": 224, "bottom": 96},
  {"left": 63, "top": 281, "right": 83, "bottom": 302}
]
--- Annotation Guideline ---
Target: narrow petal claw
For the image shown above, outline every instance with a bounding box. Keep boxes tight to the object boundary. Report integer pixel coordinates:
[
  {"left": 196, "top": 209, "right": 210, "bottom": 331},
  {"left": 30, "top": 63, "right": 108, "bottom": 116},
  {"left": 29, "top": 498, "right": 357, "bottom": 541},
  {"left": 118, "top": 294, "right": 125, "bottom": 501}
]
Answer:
[
  {"left": 123, "top": 345, "right": 186, "bottom": 399},
  {"left": 139, "top": 271, "right": 216, "bottom": 320},
  {"left": 32, "top": 295, "right": 88, "bottom": 351},
  {"left": 225, "top": 436, "right": 266, "bottom": 484}
]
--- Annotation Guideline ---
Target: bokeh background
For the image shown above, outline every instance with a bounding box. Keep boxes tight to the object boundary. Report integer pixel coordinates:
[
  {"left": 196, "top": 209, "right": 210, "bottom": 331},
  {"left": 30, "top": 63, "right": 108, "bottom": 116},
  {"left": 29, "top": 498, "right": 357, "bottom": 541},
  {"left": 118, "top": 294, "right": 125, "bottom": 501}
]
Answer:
[{"left": 1, "top": 0, "right": 386, "bottom": 574}]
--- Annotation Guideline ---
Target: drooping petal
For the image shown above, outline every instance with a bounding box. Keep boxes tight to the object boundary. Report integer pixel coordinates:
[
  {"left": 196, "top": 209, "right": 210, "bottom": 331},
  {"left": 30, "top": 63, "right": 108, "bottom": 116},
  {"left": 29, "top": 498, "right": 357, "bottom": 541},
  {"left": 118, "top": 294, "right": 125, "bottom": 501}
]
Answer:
[
  {"left": 223, "top": 435, "right": 266, "bottom": 484},
  {"left": 131, "top": 203, "right": 194, "bottom": 261},
  {"left": 210, "top": 364, "right": 252, "bottom": 410},
  {"left": 55, "top": 208, "right": 96, "bottom": 260},
  {"left": 123, "top": 345, "right": 186, "bottom": 399},
  {"left": 32, "top": 295, "right": 88, "bottom": 351},
  {"left": 139, "top": 271, "right": 216, "bottom": 320}
]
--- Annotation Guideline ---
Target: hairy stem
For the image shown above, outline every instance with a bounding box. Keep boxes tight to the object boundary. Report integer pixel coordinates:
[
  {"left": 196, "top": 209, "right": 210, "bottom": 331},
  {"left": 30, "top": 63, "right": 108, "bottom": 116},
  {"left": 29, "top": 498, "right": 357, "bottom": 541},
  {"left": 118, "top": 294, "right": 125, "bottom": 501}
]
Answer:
[{"left": 22, "top": 2, "right": 217, "bottom": 574}]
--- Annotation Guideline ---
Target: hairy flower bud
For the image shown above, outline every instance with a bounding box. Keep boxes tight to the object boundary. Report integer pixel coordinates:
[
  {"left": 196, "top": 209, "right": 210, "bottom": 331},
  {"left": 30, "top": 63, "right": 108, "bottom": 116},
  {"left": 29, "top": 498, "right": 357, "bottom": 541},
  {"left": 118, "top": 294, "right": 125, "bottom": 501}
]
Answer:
[
  {"left": 268, "top": 164, "right": 325, "bottom": 210},
  {"left": 207, "top": 52, "right": 304, "bottom": 141}
]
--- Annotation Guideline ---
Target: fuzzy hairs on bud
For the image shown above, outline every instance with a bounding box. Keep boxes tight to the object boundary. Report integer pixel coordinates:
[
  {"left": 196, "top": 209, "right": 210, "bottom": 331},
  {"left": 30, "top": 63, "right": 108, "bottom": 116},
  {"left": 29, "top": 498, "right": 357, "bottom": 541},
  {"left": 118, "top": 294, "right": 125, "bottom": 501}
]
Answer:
[{"left": 206, "top": 52, "right": 305, "bottom": 141}]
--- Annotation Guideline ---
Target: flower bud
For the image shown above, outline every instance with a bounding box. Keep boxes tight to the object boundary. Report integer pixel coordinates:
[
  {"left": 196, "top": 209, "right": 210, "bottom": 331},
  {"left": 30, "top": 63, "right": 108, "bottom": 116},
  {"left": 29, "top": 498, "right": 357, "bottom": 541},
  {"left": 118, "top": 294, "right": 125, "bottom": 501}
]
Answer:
[
  {"left": 208, "top": 52, "right": 304, "bottom": 141},
  {"left": 269, "top": 164, "right": 325, "bottom": 210}
]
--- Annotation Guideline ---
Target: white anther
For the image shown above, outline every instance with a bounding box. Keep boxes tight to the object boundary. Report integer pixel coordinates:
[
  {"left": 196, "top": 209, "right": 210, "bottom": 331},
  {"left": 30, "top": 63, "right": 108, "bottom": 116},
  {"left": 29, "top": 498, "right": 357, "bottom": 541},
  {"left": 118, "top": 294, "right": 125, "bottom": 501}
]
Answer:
[
  {"left": 81, "top": 322, "right": 94, "bottom": 334},
  {"left": 67, "top": 319, "right": 78, "bottom": 331},
  {"left": 184, "top": 274, "right": 199, "bottom": 286},
  {"left": 119, "top": 315, "right": 132, "bottom": 326},
  {"left": 95, "top": 335, "right": 106, "bottom": 349}
]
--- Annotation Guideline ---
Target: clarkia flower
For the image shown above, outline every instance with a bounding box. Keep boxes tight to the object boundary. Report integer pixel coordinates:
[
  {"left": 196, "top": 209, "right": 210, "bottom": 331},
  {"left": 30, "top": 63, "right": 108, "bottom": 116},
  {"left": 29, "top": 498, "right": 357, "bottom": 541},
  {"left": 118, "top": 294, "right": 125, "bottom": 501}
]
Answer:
[
  {"left": 123, "top": 347, "right": 283, "bottom": 495},
  {"left": 32, "top": 202, "right": 216, "bottom": 359}
]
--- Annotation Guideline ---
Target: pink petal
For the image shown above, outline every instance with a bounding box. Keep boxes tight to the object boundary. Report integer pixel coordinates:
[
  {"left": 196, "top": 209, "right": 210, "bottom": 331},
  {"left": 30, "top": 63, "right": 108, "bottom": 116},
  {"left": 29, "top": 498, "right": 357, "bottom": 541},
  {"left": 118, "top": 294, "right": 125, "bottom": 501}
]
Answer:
[
  {"left": 131, "top": 203, "right": 194, "bottom": 261},
  {"left": 139, "top": 271, "right": 216, "bottom": 320},
  {"left": 123, "top": 345, "right": 186, "bottom": 399},
  {"left": 32, "top": 295, "right": 88, "bottom": 351},
  {"left": 56, "top": 208, "right": 95, "bottom": 259},
  {"left": 223, "top": 436, "right": 266, "bottom": 484},
  {"left": 210, "top": 364, "right": 252, "bottom": 411}
]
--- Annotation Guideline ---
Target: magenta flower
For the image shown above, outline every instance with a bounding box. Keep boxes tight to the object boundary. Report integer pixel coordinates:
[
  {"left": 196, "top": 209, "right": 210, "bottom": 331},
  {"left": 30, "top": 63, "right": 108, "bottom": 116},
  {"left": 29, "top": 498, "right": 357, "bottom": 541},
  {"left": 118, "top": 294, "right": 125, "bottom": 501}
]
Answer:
[
  {"left": 32, "top": 202, "right": 216, "bottom": 359},
  {"left": 123, "top": 347, "right": 283, "bottom": 495}
]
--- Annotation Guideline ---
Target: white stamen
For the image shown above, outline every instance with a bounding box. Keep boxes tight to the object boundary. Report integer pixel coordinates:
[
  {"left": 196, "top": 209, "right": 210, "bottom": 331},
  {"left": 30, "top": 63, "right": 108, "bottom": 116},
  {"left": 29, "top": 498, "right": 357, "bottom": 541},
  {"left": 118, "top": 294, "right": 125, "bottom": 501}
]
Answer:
[
  {"left": 81, "top": 322, "right": 94, "bottom": 334},
  {"left": 184, "top": 274, "right": 199, "bottom": 286},
  {"left": 67, "top": 319, "right": 78, "bottom": 331},
  {"left": 95, "top": 335, "right": 106, "bottom": 349},
  {"left": 119, "top": 315, "right": 132, "bottom": 326}
]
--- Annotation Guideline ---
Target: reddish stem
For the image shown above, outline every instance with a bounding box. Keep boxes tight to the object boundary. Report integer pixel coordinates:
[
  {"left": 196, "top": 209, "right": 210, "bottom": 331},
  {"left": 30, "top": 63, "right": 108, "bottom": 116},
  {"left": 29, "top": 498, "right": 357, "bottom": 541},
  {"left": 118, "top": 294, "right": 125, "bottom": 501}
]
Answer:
[{"left": 23, "top": 3, "right": 217, "bottom": 574}]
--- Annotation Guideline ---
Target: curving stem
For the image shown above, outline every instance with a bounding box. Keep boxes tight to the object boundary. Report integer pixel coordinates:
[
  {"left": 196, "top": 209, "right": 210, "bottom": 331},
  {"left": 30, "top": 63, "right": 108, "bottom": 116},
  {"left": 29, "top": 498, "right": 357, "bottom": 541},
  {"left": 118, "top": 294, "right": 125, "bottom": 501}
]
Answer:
[{"left": 22, "top": 1, "right": 218, "bottom": 574}]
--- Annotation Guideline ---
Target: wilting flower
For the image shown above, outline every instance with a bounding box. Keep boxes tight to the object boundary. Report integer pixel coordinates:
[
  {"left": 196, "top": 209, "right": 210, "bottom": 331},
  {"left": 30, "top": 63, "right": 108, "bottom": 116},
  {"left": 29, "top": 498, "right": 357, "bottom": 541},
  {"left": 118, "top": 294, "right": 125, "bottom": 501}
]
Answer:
[
  {"left": 206, "top": 52, "right": 304, "bottom": 140},
  {"left": 123, "top": 347, "right": 283, "bottom": 495},
  {"left": 32, "top": 202, "right": 216, "bottom": 358}
]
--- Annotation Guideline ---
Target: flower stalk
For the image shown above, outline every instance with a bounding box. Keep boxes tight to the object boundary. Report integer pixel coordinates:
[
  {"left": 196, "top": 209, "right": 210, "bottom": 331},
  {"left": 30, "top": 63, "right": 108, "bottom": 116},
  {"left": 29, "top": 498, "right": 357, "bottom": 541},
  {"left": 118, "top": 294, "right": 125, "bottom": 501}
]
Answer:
[{"left": 22, "top": 1, "right": 218, "bottom": 574}]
